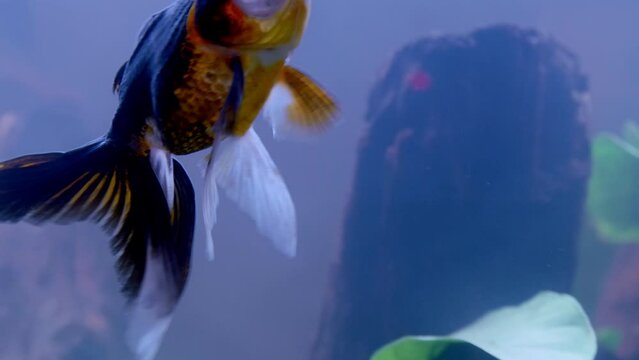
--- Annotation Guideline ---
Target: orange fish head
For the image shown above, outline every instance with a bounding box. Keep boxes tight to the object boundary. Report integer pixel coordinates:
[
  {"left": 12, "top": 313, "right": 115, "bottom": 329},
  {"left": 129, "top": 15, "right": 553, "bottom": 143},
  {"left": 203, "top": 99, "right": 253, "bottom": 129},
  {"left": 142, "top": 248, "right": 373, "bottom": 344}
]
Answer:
[{"left": 192, "top": 0, "right": 309, "bottom": 51}]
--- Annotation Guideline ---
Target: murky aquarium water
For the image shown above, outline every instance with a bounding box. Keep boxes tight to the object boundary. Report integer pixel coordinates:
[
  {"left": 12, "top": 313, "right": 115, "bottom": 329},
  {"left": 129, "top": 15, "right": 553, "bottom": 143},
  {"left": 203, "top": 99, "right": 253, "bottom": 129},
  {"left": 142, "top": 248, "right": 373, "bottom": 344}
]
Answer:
[{"left": 0, "top": 1, "right": 637, "bottom": 359}]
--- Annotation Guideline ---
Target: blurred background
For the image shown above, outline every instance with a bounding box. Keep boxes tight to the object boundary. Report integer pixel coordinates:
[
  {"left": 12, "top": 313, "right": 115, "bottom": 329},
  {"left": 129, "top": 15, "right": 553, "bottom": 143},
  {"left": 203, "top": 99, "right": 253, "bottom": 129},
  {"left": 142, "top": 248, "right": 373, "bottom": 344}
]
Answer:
[{"left": 1, "top": 0, "right": 639, "bottom": 359}]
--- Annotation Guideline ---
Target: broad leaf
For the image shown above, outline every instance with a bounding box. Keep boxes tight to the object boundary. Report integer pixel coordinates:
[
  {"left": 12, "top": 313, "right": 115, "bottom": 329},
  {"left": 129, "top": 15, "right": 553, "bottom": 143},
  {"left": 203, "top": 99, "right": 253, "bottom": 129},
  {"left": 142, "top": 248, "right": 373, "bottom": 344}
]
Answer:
[
  {"left": 371, "top": 291, "right": 597, "bottom": 360},
  {"left": 588, "top": 133, "right": 639, "bottom": 243}
]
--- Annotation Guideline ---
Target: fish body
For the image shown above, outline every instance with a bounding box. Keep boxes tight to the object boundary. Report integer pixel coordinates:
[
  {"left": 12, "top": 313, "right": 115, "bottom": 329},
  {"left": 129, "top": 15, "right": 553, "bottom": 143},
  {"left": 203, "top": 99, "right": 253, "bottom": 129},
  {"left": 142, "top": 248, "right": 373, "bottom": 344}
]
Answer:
[
  {"left": 0, "top": 0, "right": 337, "bottom": 359},
  {"left": 112, "top": 0, "right": 318, "bottom": 155}
]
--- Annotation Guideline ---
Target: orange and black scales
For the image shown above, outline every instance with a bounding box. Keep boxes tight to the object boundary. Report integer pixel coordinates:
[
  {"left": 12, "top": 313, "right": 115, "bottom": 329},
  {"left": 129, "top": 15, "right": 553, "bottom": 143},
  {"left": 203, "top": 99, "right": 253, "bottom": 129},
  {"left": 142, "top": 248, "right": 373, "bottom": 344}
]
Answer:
[{"left": 159, "top": 1, "right": 284, "bottom": 155}]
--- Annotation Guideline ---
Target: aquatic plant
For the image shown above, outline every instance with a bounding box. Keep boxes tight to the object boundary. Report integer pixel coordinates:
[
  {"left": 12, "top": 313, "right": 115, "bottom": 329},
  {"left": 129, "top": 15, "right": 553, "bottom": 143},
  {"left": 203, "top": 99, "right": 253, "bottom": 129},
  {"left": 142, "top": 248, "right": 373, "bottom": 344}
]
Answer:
[
  {"left": 371, "top": 292, "right": 597, "bottom": 360},
  {"left": 588, "top": 122, "right": 639, "bottom": 243}
]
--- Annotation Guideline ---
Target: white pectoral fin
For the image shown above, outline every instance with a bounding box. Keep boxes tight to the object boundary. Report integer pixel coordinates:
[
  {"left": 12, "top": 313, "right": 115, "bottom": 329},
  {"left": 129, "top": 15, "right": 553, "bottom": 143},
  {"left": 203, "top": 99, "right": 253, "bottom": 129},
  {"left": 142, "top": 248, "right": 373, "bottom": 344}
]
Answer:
[
  {"left": 126, "top": 247, "right": 176, "bottom": 360},
  {"left": 203, "top": 128, "right": 297, "bottom": 257}
]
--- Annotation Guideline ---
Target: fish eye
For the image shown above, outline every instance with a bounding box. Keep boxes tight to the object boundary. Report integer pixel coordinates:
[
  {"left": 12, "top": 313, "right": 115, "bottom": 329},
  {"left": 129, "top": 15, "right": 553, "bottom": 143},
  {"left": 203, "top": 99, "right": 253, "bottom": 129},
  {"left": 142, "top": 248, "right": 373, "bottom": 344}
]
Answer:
[{"left": 233, "top": 0, "right": 289, "bottom": 19}]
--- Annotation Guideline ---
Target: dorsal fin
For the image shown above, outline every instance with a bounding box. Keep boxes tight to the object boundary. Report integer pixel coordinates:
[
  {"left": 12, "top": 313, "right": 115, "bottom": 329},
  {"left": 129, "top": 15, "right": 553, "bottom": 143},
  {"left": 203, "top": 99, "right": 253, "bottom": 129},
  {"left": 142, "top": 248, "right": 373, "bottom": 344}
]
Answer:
[{"left": 113, "top": 62, "right": 127, "bottom": 94}]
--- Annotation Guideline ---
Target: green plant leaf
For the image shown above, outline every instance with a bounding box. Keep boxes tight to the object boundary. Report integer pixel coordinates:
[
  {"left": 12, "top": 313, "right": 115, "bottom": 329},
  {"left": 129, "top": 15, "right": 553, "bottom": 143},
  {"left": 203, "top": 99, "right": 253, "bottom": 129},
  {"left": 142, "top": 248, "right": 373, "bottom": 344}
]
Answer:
[
  {"left": 371, "top": 337, "right": 454, "bottom": 360},
  {"left": 597, "top": 327, "right": 623, "bottom": 354},
  {"left": 622, "top": 122, "right": 639, "bottom": 148},
  {"left": 371, "top": 292, "right": 597, "bottom": 360},
  {"left": 588, "top": 133, "right": 639, "bottom": 242}
]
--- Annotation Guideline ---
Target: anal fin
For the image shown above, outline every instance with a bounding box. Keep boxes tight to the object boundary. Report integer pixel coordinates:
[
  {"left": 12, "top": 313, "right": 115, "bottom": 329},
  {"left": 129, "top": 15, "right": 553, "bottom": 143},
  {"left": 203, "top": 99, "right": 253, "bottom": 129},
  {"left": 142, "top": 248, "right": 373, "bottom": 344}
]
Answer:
[
  {"left": 202, "top": 57, "right": 297, "bottom": 259},
  {"left": 203, "top": 128, "right": 297, "bottom": 259}
]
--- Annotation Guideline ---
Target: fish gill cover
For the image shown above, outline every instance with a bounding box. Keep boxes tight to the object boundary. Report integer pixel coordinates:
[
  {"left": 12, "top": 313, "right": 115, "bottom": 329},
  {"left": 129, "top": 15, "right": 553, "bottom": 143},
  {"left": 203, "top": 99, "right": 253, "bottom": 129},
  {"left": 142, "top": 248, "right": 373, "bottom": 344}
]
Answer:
[{"left": 313, "top": 24, "right": 591, "bottom": 360}]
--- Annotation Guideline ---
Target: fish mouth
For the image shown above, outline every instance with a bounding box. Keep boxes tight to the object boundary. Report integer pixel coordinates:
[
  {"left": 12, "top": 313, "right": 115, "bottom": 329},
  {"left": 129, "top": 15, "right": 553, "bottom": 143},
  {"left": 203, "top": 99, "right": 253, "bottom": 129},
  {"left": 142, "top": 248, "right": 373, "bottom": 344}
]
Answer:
[{"left": 234, "top": 0, "right": 288, "bottom": 19}]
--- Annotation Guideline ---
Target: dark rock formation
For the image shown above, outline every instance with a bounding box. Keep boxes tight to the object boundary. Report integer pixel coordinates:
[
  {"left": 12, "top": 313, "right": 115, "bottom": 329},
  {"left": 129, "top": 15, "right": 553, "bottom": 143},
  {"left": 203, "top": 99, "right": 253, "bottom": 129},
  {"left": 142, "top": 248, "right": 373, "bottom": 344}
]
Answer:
[{"left": 313, "top": 25, "right": 591, "bottom": 360}]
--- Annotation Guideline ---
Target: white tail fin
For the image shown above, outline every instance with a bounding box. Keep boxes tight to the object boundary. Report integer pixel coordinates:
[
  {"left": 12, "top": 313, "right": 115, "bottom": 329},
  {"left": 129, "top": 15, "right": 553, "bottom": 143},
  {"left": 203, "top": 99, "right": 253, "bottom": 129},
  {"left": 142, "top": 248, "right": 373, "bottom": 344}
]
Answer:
[
  {"left": 203, "top": 128, "right": 297, "bottom": 258},
  {"left": 126, "top": 246, "right": 175, "bottom": 360}
]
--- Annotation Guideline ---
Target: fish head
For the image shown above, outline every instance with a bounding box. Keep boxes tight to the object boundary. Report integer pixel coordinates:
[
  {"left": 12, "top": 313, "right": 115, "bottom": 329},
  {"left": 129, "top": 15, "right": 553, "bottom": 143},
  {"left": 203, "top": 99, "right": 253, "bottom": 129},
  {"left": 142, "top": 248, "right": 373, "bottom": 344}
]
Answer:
[{"left": 193, "top": 0, "right": 309, "bottom": 52}]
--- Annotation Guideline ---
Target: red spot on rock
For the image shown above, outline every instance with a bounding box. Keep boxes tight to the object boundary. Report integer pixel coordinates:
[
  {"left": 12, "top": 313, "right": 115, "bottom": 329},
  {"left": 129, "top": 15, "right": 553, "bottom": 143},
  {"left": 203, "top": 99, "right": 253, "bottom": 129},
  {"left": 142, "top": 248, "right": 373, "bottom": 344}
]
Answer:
[{"left": 407, "top": 70, "right": 432, "bottom": 91}]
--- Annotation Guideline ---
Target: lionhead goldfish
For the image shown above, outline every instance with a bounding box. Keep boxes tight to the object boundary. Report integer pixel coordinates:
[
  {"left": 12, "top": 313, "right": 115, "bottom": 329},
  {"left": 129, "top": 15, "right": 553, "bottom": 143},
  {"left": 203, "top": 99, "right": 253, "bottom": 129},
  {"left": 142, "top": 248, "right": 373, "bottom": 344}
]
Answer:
[{"left": 0, "top": 0, "right": 337, "bottom": 358}]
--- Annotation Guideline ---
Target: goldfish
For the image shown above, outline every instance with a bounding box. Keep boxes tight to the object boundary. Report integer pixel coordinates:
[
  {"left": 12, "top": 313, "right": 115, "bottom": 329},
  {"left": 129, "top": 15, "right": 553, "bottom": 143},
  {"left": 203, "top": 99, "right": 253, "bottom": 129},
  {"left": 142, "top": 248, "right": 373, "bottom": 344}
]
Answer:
[{"left": 0, "top": 0, "right": 337, "bottom": 358}]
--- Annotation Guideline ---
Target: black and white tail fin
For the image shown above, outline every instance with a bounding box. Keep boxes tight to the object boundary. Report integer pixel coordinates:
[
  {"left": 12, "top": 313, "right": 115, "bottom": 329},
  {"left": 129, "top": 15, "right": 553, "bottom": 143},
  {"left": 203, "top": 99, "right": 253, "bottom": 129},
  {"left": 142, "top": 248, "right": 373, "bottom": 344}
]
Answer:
[
  {"left": 127, "top": 158, "right": 195, "bottom": 360},
  {"left": 0, "top": 138, "right": 195, "bottom": 360}
]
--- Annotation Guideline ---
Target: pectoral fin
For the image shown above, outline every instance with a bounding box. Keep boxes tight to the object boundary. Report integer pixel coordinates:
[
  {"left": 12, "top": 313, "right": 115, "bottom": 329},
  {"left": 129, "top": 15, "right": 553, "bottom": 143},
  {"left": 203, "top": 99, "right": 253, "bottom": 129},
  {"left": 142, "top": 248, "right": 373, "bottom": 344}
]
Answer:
[{"left": 263, "top": 66, "right": 338, "bottom": 139}]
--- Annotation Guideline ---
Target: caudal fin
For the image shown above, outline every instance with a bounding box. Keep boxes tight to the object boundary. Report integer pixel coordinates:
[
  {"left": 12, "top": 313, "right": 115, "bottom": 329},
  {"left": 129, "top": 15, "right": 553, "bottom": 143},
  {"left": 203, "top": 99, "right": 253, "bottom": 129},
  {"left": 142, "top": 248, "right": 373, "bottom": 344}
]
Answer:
[
  {"left": 126, "top": 159, "right": 195, "bottom": 360},
  {"left": 0, "top": 138, "right": 195, "bottom": 360}
]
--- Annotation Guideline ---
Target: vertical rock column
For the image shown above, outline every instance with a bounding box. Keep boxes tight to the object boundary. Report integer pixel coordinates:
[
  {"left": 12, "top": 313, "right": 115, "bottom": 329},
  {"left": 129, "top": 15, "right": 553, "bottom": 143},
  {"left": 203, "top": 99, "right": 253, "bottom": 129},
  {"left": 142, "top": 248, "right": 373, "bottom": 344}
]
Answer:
[{"left": 313, "top": 25, "right": 591, "bottom": 360}]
